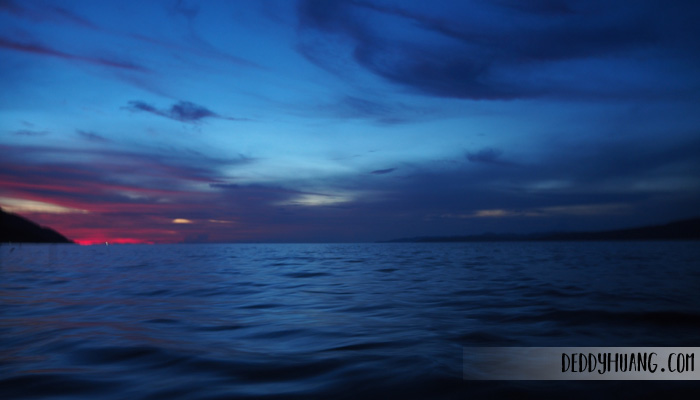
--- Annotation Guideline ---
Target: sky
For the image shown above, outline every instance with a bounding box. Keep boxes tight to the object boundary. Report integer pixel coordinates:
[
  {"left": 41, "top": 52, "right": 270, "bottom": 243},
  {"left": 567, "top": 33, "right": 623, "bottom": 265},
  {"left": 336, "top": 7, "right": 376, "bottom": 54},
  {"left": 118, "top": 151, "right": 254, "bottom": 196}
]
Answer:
[{"left": 1, "top": 0, "right": 699, "bottom": 244}]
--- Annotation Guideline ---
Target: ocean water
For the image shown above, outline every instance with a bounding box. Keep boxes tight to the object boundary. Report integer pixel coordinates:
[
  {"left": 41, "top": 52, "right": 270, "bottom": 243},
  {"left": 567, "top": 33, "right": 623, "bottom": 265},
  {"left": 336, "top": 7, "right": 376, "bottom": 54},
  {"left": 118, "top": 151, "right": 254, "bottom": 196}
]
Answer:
[{"left": 1, "top": 242, "right": 699, "bottom": 399}]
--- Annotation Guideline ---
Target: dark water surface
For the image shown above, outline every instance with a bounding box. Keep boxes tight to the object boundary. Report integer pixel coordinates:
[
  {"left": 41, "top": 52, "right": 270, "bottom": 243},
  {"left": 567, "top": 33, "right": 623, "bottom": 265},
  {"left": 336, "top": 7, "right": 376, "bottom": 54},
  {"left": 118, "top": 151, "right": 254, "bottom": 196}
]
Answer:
[{"left": 2, "top": 242, "right": 699, "bottom": 398}]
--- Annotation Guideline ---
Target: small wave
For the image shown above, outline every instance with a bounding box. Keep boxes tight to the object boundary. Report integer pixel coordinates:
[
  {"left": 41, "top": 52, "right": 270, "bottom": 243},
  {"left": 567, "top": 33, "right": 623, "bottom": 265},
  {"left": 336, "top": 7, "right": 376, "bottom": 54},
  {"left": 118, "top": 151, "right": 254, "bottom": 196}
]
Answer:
[
  {"left": 324, "top": 341, "right": 396, "bottom": 352},
  {"left": 135, "top": 288, "right": 172, "bottom": 296},
  {"left": 454, "top": 331, "right": 521, "bottom": 345},
  {"left": 239, "top": 303, "right": 283, "bottom": 309},
  {"left": 0, "top": 373, "right": 123, "bottom": 399},
  {"left": 501, "top": 309, "right": 700, "bottom": 328},
  {"left": 196, "top": 324, "right": 245, "bottom": 332},
  {"left": 180, "top": 355, "right": 345, "bottom": 384},
  {"left": 69, "top": 345, "right": 180, "bottom": 367},
  {"left": 284, "top": 272, "right": 331, "bottom": 278},
  {"left": 144, "top": 318, "right": 179, "bottom": 324},
  {"left": 4, "top": 242, "right": 700, "bottom": 399}
]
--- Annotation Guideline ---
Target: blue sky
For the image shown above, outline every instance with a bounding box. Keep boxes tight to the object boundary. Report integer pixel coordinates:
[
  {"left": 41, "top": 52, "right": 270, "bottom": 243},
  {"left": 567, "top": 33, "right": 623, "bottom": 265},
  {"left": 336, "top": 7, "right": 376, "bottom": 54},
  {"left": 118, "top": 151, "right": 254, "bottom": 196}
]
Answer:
[{"left": 1, "top": 0, "right": 699, "bottom": 243}]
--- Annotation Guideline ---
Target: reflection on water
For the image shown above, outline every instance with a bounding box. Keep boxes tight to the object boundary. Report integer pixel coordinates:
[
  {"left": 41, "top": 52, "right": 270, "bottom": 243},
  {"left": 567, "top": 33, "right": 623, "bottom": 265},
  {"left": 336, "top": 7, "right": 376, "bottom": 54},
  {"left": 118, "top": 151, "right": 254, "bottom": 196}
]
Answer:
[{"left": 1, "top": 242, "right": 699, "bottom": 398}]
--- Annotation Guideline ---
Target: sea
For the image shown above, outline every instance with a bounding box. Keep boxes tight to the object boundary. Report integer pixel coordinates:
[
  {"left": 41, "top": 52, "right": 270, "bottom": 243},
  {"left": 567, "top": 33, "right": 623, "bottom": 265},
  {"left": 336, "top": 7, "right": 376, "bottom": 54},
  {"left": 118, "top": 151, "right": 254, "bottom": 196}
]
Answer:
[{"left": 1, "top": 241, "right": 699, "bottom": 399}]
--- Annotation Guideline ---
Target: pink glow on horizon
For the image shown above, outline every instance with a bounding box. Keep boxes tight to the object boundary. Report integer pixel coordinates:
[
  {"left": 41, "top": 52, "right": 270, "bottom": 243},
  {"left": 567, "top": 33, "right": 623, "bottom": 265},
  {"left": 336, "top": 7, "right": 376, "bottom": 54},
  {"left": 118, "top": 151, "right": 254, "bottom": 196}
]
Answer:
[{"left": 76, "top": 238, "right": 154, "bottom": 245}]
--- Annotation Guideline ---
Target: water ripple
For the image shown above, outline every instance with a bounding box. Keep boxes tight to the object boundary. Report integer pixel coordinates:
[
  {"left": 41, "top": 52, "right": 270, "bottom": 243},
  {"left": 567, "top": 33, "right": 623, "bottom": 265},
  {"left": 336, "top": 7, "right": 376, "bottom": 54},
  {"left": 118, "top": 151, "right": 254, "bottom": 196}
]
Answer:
[{"left": 2, "top": 242, "right": 700, "bottom": 398}]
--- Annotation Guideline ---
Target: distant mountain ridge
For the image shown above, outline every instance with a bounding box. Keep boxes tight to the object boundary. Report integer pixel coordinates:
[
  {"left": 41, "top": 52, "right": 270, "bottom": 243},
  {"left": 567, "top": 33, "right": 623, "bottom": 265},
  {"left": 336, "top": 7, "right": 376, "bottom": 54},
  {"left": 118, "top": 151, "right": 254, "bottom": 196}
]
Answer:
[
  {"left": 386, "top": 217, "right": 700, "bottom": 243},
  {"left": 0, "top": 208, "right": 74, "bottom": 243}
]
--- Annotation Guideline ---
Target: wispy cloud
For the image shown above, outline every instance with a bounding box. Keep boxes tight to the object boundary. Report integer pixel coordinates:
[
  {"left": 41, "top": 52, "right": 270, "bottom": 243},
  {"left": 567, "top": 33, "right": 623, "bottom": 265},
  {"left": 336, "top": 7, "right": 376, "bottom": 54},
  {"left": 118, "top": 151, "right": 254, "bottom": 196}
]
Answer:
[
  {"left": 0, "top": 196, "right": 88, "bottom": 214},
  {"left": 0, "top": 37, "right": 148, "bottom": 71},
  {"left": 440, "top": 204, "right": 631, "bottom": 219},
  {"left": 0, "top": 144, "right": 246, "bottom": 204},
  {"left": 76, "top": 130, "right": 110, "bottom": 142},
  {"left": 371, "top": 168, "right": 396, "bottom": 175},
  {"left": 125, "top": 100, "right": 246, "bottom": 123},
  {"left": 211, "top": 183, "right": 329, "bottom": 200}
]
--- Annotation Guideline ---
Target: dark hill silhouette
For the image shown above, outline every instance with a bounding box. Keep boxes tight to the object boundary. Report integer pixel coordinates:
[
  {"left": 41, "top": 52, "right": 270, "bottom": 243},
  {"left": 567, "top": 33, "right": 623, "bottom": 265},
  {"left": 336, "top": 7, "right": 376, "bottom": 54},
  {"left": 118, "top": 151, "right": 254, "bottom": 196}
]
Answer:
[
  {"left": 387, "top": 217, "right": 700, "bottom": 243},
  {"left": 0, "top": 208, "right": 74, "bottom": 243}
]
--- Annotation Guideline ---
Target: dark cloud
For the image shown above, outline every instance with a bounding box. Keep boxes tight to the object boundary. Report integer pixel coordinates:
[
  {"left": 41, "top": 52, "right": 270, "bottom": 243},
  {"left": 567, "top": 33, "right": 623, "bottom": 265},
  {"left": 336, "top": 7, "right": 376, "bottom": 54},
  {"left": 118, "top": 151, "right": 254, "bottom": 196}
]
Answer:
[
  {"left": 296, "top": 0, "right": 700, "bottom": 100},
  {"left": 169, "top": 101, "right": 216, "bottom": 122},
  {"left": 127, "top": 101, "right": 159, "bottom": 114},
  {"left": 466, "top": 148, "right": 509, "bottom": 165},
  {"left": 76, "top": 130, "right": 110, "bottom": 142},
  {"left": 295, "top": 1, "right": 527, "bottom": 99},
  {"left": 371, "top": 168, "right": 396, "bottom": 175},
  {"left": 125, "top": 100, "right": 245, "bottom": 123},
  {"left": 360, "top": 1, "right": 657, "bottom": 61},
  {"left": 353, "top": 45, "right": 534, "bottom": 100},
  {"left": 0, "top": 37, "right": 147, "bottom": 71}
]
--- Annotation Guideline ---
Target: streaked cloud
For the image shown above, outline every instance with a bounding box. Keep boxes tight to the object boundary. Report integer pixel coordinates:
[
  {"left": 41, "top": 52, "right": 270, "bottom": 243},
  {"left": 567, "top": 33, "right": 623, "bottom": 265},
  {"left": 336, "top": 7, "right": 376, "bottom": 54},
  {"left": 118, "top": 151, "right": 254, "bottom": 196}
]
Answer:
[
  {"left": 371, "top": 168, "right": 396, "bottom": 175},
  {"left": 125, "top": 100, "right": 245, "bottom": 123},
  {"left": 439, "top": 204, "right": 631, "bottom": 219},
  {"left": 277, "top": 193, "right": 352, "bottom": 207},
  {"left": 0, "top": 196, "right": 88, "bottom": 214},
  {"left": 76, "top": 130, "right": 110, "bottom": 142},
  {"left": 473, "top": 209, "right": 513, "bottom": 218},
  {"left": 0, "top": 37, "right": 147, "bottom": 71}
]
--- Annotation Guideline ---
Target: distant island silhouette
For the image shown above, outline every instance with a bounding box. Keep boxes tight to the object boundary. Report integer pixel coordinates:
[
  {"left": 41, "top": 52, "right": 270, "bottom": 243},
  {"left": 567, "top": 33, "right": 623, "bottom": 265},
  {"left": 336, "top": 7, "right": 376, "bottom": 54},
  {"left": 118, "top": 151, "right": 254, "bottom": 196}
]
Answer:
[
  {"left": 2, "top": 206, "right": 699, "bottom": 245},
  {"left": 0, "top": 208, "right": 74, "bottom": 244},
  {"left": 386, "top": 217, "right": 700, "bottom": 243}
]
